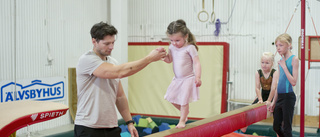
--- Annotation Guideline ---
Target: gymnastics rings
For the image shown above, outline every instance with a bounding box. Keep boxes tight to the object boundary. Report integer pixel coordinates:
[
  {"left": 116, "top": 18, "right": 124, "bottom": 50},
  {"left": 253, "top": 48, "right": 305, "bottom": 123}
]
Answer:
[
  {"left": 198, "top": 0, "right": 209, "bottom": 22},
  {"left": 198, "top": 0, "right": 216, "bottom": 23},
  {"left": 210, "top": 10, "right": 216, "bottom": 23}
]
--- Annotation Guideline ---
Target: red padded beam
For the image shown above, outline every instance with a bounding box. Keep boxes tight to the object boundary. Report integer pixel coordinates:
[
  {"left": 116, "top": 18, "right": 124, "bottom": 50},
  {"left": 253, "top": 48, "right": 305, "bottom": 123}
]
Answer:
[
  {"left": 0, "top": 101, "right": 69, "bottom": 137},
  {"left": 147, "top": 103, "right": 267, "bottom": 137}
]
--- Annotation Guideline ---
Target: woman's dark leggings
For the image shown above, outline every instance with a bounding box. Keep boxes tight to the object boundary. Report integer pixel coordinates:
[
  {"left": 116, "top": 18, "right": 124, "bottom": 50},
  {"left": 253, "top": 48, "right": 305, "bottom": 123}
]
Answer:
[{"left": 273, "top": 92, "right": 296, "bottom": 137}]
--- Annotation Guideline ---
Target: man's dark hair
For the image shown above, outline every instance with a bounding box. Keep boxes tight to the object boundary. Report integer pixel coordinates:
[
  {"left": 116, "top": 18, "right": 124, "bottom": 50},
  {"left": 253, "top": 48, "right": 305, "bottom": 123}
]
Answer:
[{"left": 90, "top": 21, "right": 118, "bottom": 42}]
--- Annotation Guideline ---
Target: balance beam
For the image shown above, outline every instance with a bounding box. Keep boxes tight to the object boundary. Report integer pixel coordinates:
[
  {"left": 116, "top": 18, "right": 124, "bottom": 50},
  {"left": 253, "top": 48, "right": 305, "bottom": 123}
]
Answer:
[
  {"left": 0, "top": 101, "right": 69, "bottom": 137},
  {"left": 147, "top": 103, "right": 269, "bottom": 137}
]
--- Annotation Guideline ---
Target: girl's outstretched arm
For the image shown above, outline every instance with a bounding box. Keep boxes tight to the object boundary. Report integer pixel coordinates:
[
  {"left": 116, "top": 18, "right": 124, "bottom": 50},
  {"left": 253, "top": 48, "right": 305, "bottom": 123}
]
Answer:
[
  {"left": 255, "top": 71, "right": 263, "bottom": 103},
  {"left": 268, "top": 66, "right": 280, "bottom": 112},
  {"left": 193, "top": 56, "right": 202, "bottom": 87},
  {"left": 268, "top": 67, "right": 279, "bottom": 112},
  {"left": 268, "top": 88, "right": 278, "bottom": 112}
]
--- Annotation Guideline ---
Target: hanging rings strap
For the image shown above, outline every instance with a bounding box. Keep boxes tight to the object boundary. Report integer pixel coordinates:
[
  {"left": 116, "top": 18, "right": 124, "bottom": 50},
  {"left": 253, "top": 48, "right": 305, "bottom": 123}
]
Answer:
[
  {"left": 210, "top": 0, "right": 216, "bottom": 23},
  {"left": 285, "top": 0, "right": 300, "bottom": 33},
  {"left": 198, "top": 0, "right": 209, "bottom": 22}
]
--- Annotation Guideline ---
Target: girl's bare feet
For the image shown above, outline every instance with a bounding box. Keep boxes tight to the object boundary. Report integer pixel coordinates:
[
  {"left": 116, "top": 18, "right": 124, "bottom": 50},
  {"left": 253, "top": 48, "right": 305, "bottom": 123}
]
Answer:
[
  {"left": 175, "top": 117, "right": 188, "bottom": 128},
  {"left": 176, "top": 122, "right": 186, "bottom": 128},
  {"left": 175, "top": 104, "right": 189, "bottom": 129}
]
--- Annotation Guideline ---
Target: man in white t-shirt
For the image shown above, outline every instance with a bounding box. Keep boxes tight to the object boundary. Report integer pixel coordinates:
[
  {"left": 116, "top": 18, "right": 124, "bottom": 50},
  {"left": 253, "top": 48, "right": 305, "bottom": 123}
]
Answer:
[{"left": 74, "top": 22, "right": 166, "bottom": 137}]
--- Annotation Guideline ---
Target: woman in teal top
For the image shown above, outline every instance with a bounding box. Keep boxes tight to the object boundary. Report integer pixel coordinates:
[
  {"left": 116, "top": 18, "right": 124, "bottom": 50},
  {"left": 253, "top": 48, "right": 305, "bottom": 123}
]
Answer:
[{"left": 269, "top": 33, "right": 299, "bottom": 137}]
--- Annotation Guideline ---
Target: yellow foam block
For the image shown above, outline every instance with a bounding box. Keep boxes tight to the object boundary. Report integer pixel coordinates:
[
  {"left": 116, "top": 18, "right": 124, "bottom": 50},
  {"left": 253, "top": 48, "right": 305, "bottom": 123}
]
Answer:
[
  {"left": 169, "top": 125, "right": 176, "bottom": 129},
  {"left": 138, "top": 118, "right": 148, "bottom": 127},
  {"left": 146, "top": 117, "right": 153, "bottom": 123},
  {"left": 148, "top": 121, "right": 158, "bottom": 129}
]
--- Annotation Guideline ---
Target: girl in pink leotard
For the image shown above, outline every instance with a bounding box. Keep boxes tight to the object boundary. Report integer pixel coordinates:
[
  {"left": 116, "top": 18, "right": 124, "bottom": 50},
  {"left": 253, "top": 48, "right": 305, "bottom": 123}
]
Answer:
[{"left": 162, "top": 19, "right": 202, "bottom": 128}]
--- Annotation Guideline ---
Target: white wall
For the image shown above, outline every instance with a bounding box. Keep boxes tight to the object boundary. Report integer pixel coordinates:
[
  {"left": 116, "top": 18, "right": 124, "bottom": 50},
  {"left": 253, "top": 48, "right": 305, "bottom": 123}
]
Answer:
[
  {"left": 127, "top": 0, "right": 320, "bottom": 116},
  {"left": 110, "top": 0, "right": 129, "bottom": 121}
]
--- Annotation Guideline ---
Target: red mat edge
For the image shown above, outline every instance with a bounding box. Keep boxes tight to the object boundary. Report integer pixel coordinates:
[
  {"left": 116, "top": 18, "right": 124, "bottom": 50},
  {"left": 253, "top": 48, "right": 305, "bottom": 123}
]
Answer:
[{"left": 0, "top": 108, "right": 69, "bottom": 137}]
